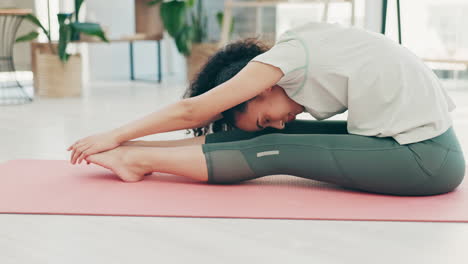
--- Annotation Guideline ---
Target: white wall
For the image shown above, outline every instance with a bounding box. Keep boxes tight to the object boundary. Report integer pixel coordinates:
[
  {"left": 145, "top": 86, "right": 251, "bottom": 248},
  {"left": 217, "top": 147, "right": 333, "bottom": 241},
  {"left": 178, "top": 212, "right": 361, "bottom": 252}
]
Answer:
[{"left": 365, "top": 0, "right": 383, "bottom": 33}]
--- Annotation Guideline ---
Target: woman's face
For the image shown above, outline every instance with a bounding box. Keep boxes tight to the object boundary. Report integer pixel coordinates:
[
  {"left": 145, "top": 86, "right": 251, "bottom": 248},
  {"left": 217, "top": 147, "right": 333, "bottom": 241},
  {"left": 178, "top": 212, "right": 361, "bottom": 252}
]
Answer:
[{"left": 235, "top": 85, "right": 305, "bottom": 131}]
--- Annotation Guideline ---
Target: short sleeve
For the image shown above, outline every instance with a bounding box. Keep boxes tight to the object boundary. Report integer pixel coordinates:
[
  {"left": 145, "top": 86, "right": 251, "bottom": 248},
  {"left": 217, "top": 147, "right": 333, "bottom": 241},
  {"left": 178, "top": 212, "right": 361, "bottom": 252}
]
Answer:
[{"left": 250, "top": 31, "right": 308, "bottom": 91}]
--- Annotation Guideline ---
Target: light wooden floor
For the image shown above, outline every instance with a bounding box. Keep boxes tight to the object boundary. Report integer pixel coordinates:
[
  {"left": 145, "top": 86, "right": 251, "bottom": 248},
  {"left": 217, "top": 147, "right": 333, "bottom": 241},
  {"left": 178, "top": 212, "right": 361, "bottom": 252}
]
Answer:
[{"left": 1, "top": 78, "right": 468, "bottom": 264}]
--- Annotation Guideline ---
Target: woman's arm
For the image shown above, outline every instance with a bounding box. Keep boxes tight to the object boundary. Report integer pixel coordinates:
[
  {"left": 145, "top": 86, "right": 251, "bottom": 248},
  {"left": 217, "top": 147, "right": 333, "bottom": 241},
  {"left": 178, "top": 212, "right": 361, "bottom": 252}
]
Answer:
[
  {"left": 118, "top": 62, "right": 283, "bottom": 147},
  {"left": 121, "top": 136, "right": 206, "bottom": 147},
  {"left": 116, "top": 106, "right": 222, "bottom": 147},
  {"left": 113, "top": 61, "right": 282, "bottom": 143},
  {"left": 108, "top": 100, "right": 198, "bottom": 143},
  {"left": 68, "top": 61, "right": 282, "bottom": 165},
  {"left": 68, "top": 100, "right": 205, "bottom": 165},
  {"left": 186, "top": 61, "right": 283, "bottom": 121}
]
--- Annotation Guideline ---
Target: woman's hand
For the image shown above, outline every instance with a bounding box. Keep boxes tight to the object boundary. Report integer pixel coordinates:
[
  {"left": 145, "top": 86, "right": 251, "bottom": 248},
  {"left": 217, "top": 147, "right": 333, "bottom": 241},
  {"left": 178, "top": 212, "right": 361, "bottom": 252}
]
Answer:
[{"left": 67, "top": 132, "right": 121, "bottom": 165}]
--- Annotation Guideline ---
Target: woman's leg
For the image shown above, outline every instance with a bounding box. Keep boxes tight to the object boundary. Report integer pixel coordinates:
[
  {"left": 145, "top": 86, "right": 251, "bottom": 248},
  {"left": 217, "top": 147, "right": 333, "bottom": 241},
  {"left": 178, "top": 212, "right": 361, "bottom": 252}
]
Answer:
[
  {"left": 86, "top": 123, "right": 464, "bottom": 196},
  {"left": 85, "top": 120, "right": 346, "bottom": 182},
  {"left": 86, "top": 145, "right": 209, "bottom": 182},
  {"left": 205, "top": 120, "right": 348, "bottom": 144},
  {"left": 202, "top": 126, "right": 465, "bottom": 196}
]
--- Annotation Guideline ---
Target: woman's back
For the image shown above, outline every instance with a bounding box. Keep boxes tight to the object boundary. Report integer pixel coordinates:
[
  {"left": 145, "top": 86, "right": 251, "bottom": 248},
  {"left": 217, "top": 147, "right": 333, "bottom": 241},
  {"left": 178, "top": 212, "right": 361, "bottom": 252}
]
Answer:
[{"left": 251, "top": 22, "right": 456, "bottom": 145}]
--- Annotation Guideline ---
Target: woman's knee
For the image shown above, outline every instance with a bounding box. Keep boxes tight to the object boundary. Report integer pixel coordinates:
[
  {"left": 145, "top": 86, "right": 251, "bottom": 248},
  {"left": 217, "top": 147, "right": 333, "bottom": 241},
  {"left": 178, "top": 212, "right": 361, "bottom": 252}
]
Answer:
[
  {"left": 402, "top": 151, "right": 465, "bottom": 196},
  {"left": 430, "top": 151, "right": 465, "bottom": 195}
]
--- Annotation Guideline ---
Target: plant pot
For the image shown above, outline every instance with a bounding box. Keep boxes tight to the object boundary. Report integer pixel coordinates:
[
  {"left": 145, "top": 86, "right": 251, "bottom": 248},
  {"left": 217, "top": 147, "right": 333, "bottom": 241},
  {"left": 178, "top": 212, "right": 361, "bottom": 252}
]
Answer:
[
  {"left": 186, "top": 42, "right": 220, "bottom": 83},
  {"left": 31, "top": 42, "right": 82, "bottom": 98}
]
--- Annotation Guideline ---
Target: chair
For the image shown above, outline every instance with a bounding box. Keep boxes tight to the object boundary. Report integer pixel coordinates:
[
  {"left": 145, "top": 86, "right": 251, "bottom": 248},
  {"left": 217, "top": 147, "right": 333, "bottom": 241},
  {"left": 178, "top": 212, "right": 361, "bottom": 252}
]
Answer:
[{"left": 0, "top": 9, "right": 33, "bottom": 105}]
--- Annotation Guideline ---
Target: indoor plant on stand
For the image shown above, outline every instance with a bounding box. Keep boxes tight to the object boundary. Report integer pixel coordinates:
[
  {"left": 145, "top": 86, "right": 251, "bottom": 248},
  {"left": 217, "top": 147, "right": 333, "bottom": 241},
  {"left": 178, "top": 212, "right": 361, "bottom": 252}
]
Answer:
[
  {"left": 148, "top": 0, "right": 234, "bottom": 82},
  {"left": 15, "top": 0, "right": 108, "bottom": 97}
]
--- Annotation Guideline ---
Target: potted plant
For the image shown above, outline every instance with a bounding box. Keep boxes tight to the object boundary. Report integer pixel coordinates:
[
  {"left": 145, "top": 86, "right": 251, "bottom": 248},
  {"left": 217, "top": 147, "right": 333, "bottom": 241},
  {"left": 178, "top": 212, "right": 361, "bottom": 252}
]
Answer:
[
  {"left": 148, "top": 0, "right": 234, "bottom": 82},
  {"left": 15, "top": 0, "right": 108, "bottom": 97}
]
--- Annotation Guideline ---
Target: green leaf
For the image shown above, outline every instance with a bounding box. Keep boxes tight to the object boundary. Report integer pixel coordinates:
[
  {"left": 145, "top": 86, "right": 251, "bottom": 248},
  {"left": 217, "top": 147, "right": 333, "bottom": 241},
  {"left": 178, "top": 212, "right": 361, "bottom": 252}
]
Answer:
[
  {"left": 23, "top": 14, "right": 51, "bottom": 41},
  {"left": 190, "top": 11, "right": 201, "bottom": 42},
  {"left": 160, "top": 1, "right": 187, "bottom": 38},
  {"left": 216, "top": 11, "right": 235, "bottom": 36},
  {"left": 202, "top": 13, "right": 208, "bottom": 40},
  {"left": 57, "top": 13, "right": 73, "bottom": 24},
  {"left": 71, "top": 0, "right": 84, "bottom": 41},
  {"left": 230, "top": 20, "right": 235, "bottom": 35},
  {"left": 147, "top": 0, "right": 164, "bottom": 6},
  {"left": 186, "top": 0, "right": 195, "bottom": 8},
  {"left": 15, "top": 31, "right": 39, "bottom": 42},
  {"left": 175, "top": 24, "right": 193, "bottom": 56},
  {"left": 58, "top": 15, "right": 72, "bottom": 63},
  {"left": 74, "top": 0, "right": 84, "bottom": 21},
  {"left": 71, "top": 22, "right": 109, "bottom": 42},
  {"left": 216, "top": 12, "right": 222, "bottom": 26}
]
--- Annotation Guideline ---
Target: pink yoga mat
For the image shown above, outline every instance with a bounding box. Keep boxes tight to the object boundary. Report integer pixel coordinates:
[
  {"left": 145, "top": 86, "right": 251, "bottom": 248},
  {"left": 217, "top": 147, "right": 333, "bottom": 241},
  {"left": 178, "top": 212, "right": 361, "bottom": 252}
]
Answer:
[{"left": 0, "top": 159, "right": 467, "bottom": 222}]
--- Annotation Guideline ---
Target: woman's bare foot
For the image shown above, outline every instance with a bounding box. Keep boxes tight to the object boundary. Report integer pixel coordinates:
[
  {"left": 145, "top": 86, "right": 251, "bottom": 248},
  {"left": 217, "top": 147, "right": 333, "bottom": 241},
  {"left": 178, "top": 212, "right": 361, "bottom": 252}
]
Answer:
[{"left": 86, "top": 146, "right": 151, "bottom": 182}]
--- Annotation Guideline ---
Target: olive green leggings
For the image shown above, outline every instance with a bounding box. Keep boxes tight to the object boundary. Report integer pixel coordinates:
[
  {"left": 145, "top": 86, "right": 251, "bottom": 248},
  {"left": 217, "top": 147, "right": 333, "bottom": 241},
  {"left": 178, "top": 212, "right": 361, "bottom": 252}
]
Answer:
[{"left": 201, "top": 120, "right": 466, "bottom": 196}]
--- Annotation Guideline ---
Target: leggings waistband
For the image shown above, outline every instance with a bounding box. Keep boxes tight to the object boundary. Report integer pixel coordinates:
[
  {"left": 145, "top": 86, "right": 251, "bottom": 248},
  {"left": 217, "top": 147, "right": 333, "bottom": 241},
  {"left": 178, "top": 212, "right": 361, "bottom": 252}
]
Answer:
[{"left": 422, "top": 126, "right": 463, "bottom": 153}]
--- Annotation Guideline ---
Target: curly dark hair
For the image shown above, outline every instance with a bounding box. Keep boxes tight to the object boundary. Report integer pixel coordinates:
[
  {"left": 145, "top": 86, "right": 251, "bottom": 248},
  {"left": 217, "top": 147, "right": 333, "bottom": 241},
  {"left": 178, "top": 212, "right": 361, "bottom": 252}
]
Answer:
[{"left": 182, "top": 37, "right": 272, "bottom": 137}]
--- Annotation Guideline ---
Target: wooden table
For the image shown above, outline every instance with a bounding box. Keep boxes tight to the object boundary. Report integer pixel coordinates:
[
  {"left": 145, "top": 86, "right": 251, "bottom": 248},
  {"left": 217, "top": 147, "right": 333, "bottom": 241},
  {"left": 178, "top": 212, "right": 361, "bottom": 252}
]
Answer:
[
  {"left": 31, "top": 33, "right": 163, "bottom": 93},
  {"left": 81, "top": 33, "right": 163, "bottom": 82}
]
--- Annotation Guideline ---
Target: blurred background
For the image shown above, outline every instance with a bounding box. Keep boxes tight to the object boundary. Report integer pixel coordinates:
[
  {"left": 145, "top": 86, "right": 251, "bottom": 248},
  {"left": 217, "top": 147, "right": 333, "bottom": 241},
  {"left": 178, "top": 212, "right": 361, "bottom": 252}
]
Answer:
[{"left": 3, "top": 0, "right": 467, "bottom": 86}]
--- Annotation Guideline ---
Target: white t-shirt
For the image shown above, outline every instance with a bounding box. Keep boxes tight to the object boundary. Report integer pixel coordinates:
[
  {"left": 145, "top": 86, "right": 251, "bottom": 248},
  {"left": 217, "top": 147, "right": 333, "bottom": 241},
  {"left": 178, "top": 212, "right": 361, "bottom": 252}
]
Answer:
[{"left": 251, "top": 22, "right": 456, "bottom": 145}]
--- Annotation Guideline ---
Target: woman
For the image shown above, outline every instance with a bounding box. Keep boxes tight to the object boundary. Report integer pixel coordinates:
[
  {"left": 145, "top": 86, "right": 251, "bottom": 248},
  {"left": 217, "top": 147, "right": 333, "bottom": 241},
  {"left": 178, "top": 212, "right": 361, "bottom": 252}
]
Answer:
[{"left": 67, "top": 22, "right": 465, "bottom": 196}]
